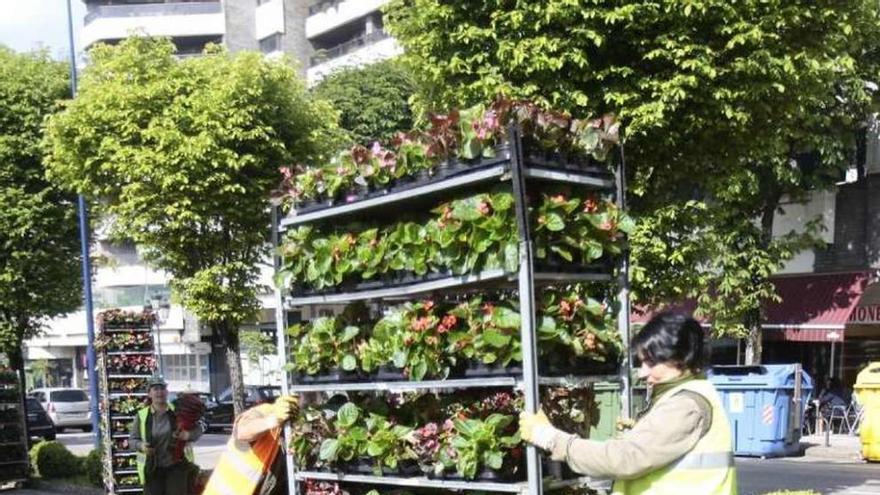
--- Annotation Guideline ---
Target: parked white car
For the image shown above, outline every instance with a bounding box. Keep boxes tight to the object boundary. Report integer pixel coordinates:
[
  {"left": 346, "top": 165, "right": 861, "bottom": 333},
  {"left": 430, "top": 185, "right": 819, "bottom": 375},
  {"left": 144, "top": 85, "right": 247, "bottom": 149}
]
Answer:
[{"left": 29, "top": 388, "right": 92, "bottom": 432}]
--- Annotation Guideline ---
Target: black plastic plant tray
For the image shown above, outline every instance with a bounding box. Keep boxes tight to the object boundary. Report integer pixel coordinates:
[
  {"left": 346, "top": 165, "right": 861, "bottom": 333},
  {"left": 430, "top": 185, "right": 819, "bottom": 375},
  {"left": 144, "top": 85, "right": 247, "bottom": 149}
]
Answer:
[
  {"left": 539, "top": 356, "right": 620, "bottom": 377},
  {"left": 290, "top": 370, "right": 365, "bottom": 384},
  {"left": 457, "top": 361, "right": 523, "bottom": 378}
]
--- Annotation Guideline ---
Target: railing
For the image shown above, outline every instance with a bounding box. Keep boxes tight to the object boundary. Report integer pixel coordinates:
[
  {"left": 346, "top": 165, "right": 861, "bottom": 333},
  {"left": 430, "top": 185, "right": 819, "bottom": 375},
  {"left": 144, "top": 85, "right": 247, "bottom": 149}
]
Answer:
[
  {"left": 84, "top": 1, "right": 221, "bottom": 25},
  {"left": 309, "top": 29, "right": 390, "bottom": 67},
  {"left": 308, "top": 0, "right": 344, "bottom": 17}
]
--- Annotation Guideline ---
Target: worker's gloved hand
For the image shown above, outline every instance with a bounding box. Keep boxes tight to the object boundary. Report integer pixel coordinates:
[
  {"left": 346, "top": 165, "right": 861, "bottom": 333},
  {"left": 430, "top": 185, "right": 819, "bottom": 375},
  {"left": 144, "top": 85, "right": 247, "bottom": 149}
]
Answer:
[
  {"left": 270, "top": 395, "right": 299, "bottom": 425},
  {"left": 616, "top": 418, "right": 636, "bottom": 432},
  {"left": 519, "top": 410, "right": 564, "bottom": 451}
]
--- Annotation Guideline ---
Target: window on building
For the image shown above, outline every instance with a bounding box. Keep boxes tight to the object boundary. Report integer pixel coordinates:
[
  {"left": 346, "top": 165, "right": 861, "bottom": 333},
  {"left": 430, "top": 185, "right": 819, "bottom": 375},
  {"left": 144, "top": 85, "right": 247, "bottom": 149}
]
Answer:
[
  {"left": 164, "top": 354, "right": 209, "bottom": 385},
  {"left": 259, "top": 33, "right": 282, "bottom": 54},
  {"left": 93, "top": 285, "right": 170, "bottom": 309}
]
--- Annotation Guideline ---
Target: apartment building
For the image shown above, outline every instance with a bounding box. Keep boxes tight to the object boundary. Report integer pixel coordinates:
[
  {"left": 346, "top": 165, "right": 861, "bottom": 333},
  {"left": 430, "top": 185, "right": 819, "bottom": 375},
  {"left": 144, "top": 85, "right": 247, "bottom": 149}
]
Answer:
[
  {"left": 27, "top": 0, "right": 402, "bottom": 396},
  {"left": 305, "top": 0, "right": 400, "bottom": 84}
]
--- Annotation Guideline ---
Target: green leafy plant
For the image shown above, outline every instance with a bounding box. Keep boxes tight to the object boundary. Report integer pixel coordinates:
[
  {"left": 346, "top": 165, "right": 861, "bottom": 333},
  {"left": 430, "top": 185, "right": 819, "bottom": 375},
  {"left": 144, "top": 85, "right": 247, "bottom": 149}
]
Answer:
[
  {"left": 439, "top": 414, "right": 521, "bottom": 479},
  {"left": 446, "top": 298, "right": 522, "bottom": 367},
  {"left": 319, "top": 402, "right": 368, "bottom": 465},
  {"left": 288, "top": 318, "right": 365, "bottom": 375},
  {"left": 539, "top": 289, "right": 622, "bottom": 361},
  {"left": 277, "top": 98, "right": 619, "bottom": 209},
  {"left": 277, "top": 189, "right": 626, "bottom": 295},
  {"left": 360, "top": 301, "right": 451, "bottom": 381},
  {"left": 364, "top": 413, "right": 415, "bottom": 474}
]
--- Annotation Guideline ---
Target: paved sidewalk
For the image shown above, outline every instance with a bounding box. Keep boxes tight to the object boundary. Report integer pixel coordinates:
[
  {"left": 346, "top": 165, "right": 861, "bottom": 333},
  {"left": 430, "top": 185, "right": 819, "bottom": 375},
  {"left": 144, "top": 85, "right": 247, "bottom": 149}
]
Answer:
[{"left": 790, "top": 434, "right": 865, "bottom": 464}]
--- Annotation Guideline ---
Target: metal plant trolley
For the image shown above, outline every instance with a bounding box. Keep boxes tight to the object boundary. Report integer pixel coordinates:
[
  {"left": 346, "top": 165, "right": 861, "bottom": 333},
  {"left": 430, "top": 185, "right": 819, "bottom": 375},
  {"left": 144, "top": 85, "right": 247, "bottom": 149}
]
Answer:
[
  {"left": 0, "top": 354, "right": 30, "bottom": 488},
  {"left": 272, "top": 124, "right": 632, "bottom": 495},
  {"left": 97, "top": 310, "right": 158, "bottom": 495}
]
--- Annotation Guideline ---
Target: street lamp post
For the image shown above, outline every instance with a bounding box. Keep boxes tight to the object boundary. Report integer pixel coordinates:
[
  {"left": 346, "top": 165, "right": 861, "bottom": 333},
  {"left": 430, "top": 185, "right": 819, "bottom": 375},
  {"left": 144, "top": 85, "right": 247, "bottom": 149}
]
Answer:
[
  {"left": 65, "top": 0, "right": 101, "bottom": 447},
  {"left": 149, "top": 295, "right": 171, "bottom": 377}
]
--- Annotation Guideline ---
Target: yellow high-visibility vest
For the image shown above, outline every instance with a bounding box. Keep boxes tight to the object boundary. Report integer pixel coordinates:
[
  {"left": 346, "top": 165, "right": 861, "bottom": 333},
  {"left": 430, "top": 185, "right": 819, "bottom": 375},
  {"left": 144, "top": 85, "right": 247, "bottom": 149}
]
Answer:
[
  {"left": 203, "top": 404, "right": 282, "bottom": 495},
  {"left": 612, "top": 379, "right": 737, "bottom": 495}
]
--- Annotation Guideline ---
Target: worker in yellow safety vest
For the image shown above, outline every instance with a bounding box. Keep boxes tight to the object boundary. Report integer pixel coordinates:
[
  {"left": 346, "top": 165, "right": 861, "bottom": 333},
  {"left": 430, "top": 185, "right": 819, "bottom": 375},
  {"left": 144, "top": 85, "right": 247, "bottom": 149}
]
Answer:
[
  {"left": 520, "top": 311, "right": 737, "bottom": 495},
  {"left": 203, "top": 394, "right": 299, "bottom": 495},
  {"left": 130, "top": 377, "right": 202, "bottom": 495}
]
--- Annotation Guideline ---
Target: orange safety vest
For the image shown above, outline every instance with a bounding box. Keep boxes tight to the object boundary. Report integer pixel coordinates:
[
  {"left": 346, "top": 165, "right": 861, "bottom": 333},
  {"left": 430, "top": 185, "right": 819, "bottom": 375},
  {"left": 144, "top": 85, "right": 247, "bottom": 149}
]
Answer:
[{"left": 202, "top": 404, "right": 282, "bottom": 495}]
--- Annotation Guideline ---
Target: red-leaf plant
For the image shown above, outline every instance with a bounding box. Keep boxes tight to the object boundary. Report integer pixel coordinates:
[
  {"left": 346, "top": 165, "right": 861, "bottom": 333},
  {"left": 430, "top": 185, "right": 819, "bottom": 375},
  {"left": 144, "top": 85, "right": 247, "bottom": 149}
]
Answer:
[{"left": 172, "top": 394, "right": 205, "bottom": 463}]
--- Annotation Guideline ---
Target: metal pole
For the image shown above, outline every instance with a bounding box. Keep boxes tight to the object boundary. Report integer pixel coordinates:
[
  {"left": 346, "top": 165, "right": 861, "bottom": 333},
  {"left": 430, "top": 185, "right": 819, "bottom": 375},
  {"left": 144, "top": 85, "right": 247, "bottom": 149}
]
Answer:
[
  {"left": 508, "top": 124, "right": 542, "bottom": 495},
  {"left": 155, "top": 318, "right": 164, "bottom": 377},
  {"left": 272, "top": 206, "right": 297, "bottom": 495},
  {"left": 616, "top": 143, "right": 633, "bottom": 419},
  {"left": 829, "top": 341, "right": 835, "bottom": 379},
  {"left": 66, "top": 0, "right": 101, "bottom": 445}
]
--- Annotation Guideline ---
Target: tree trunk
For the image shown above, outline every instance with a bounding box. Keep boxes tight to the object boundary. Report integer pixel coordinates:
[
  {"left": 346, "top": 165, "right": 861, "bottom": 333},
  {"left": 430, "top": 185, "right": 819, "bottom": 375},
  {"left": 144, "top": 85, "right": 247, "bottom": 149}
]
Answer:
[
  {"left": 744, "top": 196, "right": 780, "bottom": 365},
  {"left": 213, "top": 321, "right": 246, "bottom": 416},
  {"left": 744, "top": 309, "right": 763, "bottom": 365}
]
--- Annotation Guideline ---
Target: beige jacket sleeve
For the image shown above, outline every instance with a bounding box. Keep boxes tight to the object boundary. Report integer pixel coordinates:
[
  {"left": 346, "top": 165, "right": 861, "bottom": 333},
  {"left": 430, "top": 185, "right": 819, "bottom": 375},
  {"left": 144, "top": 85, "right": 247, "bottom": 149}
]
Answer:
[{"left": 549, "top": 391, "right": 711, "bottom": 480}]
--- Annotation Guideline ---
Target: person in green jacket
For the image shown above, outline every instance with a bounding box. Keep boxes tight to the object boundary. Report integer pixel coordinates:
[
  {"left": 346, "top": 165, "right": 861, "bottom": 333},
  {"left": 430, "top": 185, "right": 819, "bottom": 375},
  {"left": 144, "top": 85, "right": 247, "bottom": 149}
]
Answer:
[
  {"left": 520, "top": 312, "right": 737, "bottom": 495},
  {"left": 129, "top": 377, "right": 203, "bottom": 495}
]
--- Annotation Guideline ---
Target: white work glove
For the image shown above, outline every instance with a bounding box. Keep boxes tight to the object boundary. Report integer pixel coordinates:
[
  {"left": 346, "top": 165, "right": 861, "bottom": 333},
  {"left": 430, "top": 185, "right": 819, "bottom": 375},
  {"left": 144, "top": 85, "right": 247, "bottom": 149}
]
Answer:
[{"left": 519, "top": 410, "right": 567, "bottom": 451}]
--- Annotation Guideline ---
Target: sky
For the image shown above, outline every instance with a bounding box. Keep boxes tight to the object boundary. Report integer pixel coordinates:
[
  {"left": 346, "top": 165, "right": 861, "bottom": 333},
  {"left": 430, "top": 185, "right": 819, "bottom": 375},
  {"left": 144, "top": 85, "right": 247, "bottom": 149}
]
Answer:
[{"left": 0, "top": 0, "right": 86, "bottom": 58}]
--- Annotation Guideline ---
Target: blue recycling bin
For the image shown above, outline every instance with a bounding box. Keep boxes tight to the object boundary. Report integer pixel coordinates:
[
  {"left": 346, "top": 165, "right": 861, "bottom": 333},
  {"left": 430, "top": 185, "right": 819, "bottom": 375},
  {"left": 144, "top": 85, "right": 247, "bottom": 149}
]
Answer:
[{"left": 708, "top": 364, "right": 813, "bottom": 457}]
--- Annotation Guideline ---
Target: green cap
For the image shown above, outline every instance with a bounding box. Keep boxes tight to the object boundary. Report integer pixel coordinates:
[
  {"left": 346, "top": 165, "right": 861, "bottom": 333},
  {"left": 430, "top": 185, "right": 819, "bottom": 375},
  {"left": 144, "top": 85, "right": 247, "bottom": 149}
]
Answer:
[{"left": 148, "top": 375, "right": 167, "bottom": 389}]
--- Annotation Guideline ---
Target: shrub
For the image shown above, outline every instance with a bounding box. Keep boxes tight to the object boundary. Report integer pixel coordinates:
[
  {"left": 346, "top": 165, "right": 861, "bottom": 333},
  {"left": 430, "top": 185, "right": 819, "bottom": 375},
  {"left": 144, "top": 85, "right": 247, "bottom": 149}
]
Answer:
[
  {"left": 83, "top": 449, "right": 103, "bottom": 486},
  {"left": 29, "top": 441, "right": 81, "bottom": 479}
]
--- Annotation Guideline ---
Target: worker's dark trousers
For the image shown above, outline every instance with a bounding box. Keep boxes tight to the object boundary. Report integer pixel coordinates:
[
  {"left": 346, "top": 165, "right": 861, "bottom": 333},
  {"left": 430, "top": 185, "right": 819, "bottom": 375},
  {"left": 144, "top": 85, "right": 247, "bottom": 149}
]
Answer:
[{"left": 145, "top": 462, "right": 189, "bottom": 495}]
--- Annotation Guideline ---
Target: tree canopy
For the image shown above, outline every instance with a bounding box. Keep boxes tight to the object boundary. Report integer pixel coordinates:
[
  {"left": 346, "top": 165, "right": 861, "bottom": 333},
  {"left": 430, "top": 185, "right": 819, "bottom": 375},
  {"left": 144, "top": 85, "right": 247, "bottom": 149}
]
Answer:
[
  {"left": 44, "top": 37, "right": 339, "bottom": 410},
  {"left": 0, "top": 46, "right": 81, "bottom": 362},
  {"left": 386, "top": 0, "right": 880, "bottom": 360},
  {"left": 311, "top": 58, "right": 417, "bottom": 145}
]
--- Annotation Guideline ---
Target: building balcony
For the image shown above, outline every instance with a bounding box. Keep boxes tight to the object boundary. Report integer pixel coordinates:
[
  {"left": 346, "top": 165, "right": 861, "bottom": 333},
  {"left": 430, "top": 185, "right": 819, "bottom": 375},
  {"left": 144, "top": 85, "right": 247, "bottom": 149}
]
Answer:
[
  {"left": 306, "top": 0, "right": 390, "bottom": 39},
  {"left": 307, "top": 29, "right": 401, "bottom": 84},
  {"left": 82, "top": 1, "right": 225, "bottom": 48},
  {"left": 256, "top": 0, "right": 285, "bottom": 41}
]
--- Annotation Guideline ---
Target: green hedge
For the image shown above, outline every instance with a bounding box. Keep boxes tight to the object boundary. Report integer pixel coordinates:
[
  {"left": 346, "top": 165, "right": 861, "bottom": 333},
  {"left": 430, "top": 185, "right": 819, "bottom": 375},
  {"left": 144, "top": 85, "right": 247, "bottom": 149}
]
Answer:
[
  {"left": 83, "top": 449, "right": 103, "bottom": 487},
  {"left": 29, "top": 441, "right": 81, "bottom": 479}
]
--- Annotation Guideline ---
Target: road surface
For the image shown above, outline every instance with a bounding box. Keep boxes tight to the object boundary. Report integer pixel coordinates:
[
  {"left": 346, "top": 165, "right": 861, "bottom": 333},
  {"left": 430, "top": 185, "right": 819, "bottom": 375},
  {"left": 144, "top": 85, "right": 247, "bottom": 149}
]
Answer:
[{"left": 53, "top": 433, "right": 879, "bottom": 494}]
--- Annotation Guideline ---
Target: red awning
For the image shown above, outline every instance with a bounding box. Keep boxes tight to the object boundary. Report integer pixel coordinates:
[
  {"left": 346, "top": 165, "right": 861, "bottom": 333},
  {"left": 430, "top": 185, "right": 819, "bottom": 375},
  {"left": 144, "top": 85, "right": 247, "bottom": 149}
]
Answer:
[
  {"left": 762, "top": 272, "right": 868, "bottom": 342},
  {"left": 630, "top": 272, "right": 869, "bottom": 343}
]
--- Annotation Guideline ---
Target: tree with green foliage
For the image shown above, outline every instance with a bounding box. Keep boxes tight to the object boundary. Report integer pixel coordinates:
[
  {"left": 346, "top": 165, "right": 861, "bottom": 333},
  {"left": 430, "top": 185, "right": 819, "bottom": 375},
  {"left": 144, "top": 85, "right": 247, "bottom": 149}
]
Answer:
[
  {"left": 312, "top": 58, "right": 416, "bottom": 145},
  {"left": 386, "top": 0, "right": 880, "bottom": 363},
  {"left": 44, "top": 37, "right": 338, "bottom": 413},
  {"left": 0, "top": 47, "right": 81, "bottom": 368}
]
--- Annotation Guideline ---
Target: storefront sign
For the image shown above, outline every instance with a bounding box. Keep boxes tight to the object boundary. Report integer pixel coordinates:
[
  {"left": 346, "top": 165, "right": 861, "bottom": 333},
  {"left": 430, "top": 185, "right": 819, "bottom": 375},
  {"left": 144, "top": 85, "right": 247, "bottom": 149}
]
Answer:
[{"left": 849, "top": 304, "right": 880, "bottom": 324}]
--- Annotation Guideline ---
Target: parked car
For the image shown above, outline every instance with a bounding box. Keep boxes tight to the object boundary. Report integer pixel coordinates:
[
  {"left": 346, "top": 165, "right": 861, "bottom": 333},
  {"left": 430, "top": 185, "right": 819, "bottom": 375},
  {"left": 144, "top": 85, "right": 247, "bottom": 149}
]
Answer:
[
  {"left": 29, "top": 388, "right": 92, "bottom": 432},
  {"left": 25, "top": 397, "right": 55, "bottom": 443},
  {"left": 204, "top": 386, "right": 281, "bottom": 432}
]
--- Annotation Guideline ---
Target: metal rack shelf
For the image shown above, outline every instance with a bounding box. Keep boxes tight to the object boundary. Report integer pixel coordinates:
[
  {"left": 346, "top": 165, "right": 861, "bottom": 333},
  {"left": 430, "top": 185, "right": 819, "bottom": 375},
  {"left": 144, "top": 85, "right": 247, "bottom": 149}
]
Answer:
[
  {"left": 109, "top": 393, "right": 148, "bottom": 398},
  {"left": 281, "top": 164, "right": 510, "bottom": 229},
  {"left": 101, "top": 328, "right": 152, "bottom": 333},
  {"left": 285, "top": 269, "right": 611, "bottom": 306},
  {"left": 288, "top": 376, "right": 519, "bottom": 393},
  {"left": 279, "top": 155, "right": 616, "bottom": 230},
  {"left": 294, "top": 471, "right": 524, "bottom": 493},
  {"left": 522, "top": 165, "right": 615, "bottom": 188},
  {"left": 287, "top": 375, "right": 617, "bottom": 393},
  {"left": 105, "top": 351, "right": 154, "bottom": 356},
  {"left": 107, "top": 374, "right": 153, "bottom": 379},
  {"left": 294, "top": 471, "right": 593, "bottom": 493}
]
